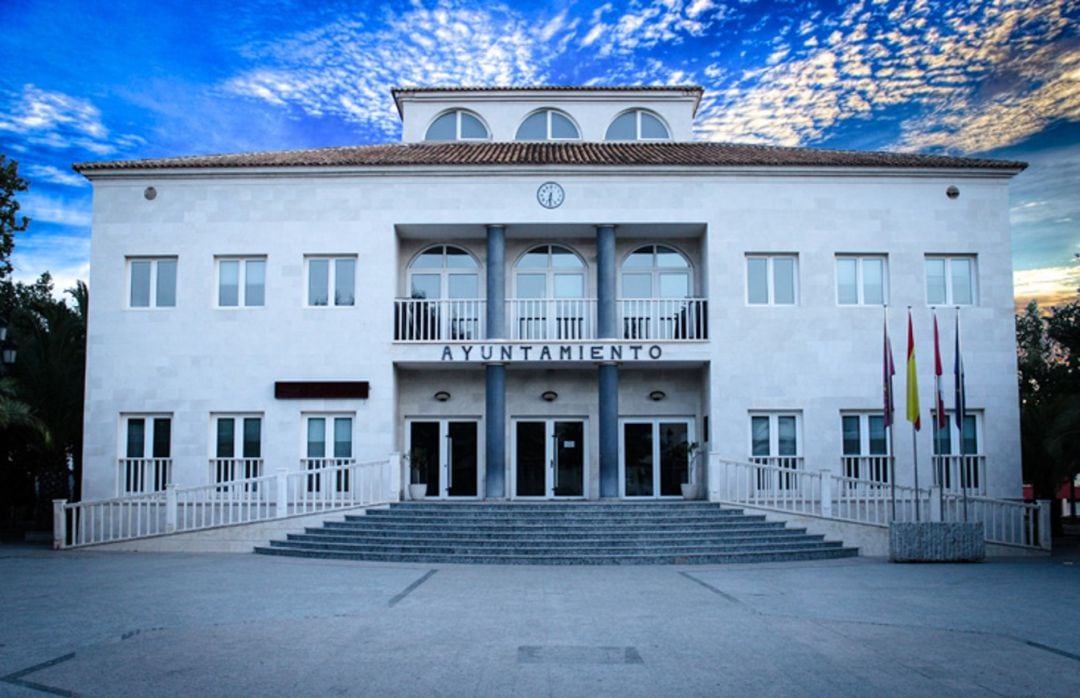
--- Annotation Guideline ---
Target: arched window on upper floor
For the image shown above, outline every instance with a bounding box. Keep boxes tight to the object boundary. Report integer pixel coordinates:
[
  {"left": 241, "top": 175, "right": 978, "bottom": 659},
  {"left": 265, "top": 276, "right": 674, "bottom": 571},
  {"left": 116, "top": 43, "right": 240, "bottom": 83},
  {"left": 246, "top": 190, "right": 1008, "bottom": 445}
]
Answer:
[
  {"left": 515, "top": 109, "right": 581, "bottom": 141},
  {"left": 620, "top": 245, "right": 704, "bottom": 340},
  {"left": 512, "top": 244, "right": 588, "bottom": 340},
  {"left": 403, "top": 245, "right": 482, "bottom": 341},
  {"left": 424, "top": 110, "right": 490, "bottom": 141},
  {"left": 605, "top": 109, "right": 671, "bottom": 141}
]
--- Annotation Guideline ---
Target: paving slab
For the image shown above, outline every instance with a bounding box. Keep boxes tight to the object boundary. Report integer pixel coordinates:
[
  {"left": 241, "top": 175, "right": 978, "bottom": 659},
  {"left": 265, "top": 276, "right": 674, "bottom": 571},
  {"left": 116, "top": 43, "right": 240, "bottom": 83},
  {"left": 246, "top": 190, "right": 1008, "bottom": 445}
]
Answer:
[{"left": 1, "top": 545, "right": 1078, "bottom": 697}]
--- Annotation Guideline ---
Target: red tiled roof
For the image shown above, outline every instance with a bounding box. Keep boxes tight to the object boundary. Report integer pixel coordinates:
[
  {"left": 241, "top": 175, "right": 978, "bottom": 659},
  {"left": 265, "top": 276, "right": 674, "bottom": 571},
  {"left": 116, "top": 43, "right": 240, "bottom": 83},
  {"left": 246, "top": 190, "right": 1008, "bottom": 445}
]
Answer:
[{"left": 74, "top": 141, "right": 1027, "bottom": 173}]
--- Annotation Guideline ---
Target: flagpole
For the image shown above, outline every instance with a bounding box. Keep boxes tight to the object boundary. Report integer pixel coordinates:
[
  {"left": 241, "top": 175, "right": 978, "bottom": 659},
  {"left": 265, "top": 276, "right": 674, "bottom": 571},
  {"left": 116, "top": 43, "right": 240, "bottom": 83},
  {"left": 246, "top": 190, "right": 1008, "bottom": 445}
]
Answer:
[
  {"left": 956, "top": 307, "right": 968, "bottom": 522},
  {"left": 909, "top": 308, "right": 920, "bottom": 521},
  {"left": 885, "top": 305, "right": 896, "bottom": 522},
  {"left": 933, "top": 308, "right": 945, "bottom": 518}
]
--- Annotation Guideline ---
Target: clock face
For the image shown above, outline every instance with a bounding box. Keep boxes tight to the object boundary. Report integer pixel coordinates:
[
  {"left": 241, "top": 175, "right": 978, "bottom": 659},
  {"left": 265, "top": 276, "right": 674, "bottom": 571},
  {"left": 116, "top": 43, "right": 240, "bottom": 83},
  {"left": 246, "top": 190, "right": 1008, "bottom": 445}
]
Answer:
[{"left": 537, "top": 182, "right": 565, "bottom": 209}]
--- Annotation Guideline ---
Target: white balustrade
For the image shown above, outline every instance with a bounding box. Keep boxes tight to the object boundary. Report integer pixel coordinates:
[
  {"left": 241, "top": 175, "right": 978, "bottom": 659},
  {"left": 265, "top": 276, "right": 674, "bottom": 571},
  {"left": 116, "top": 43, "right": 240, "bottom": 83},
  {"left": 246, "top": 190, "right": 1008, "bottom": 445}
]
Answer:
[
  {"left": 508, "top": 298, "right": 596, "bottom": 341},
  {"left": 118, "top": 458, "right": 172, "bottom": 494},
  {"left": 618, "top": 298, "right": 708, "bottom": 340},
  {"left": 55, "top": 456, "right": 396, "bottom": 549},
  {"left": 394, "top": 298, "right": 486, "bottom": 342},
  {"left": 932, "top": 454, "right": 987, "bottom": 495}
]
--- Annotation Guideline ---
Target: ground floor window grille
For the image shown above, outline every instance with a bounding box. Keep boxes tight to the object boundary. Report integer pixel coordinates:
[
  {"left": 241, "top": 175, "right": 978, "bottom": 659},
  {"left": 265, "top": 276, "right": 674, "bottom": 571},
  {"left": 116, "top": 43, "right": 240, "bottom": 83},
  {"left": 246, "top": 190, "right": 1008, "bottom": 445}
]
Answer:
[
  {"left": 212, "top": 415, "right": 263, "bottom": 491},
  {"left": 749, "top": 413, "right": 801, "bottom": 490},
  {"left": 932, "top": 411, "right": 983, "bottom": 492},
  {"left": 305, "top": 416, "right": 354, "bottom": 493},
  {"left": 841, "top": 413, "right": 890, "bottom": 484},
  {"left": 120, "top": 415, "right": 171, "bottom": 494}
]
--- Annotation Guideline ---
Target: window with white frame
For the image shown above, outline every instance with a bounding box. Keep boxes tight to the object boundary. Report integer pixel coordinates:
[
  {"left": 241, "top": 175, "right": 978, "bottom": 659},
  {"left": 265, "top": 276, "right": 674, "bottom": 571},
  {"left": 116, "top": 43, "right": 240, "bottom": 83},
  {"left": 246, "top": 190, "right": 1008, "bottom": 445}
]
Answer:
[
  {"left": 925, "top": 255, "right": 977, "bottom": 306},
  {"left": 515, "top": 109, "right": 580, "bottom": 140},
  {"left": 424, "top": 109, "right": 490, "bottom": 141},
  {"left": 306, "top": 256, "right": 356, "bottom": 307},
  {"left": 746, "top": 255, "right": 797, "bottom": 305},
  {"left": 217, "top": 257, "right": 266, "bottom": 307},
  {"left": 304, "top": 415, "right": 354, "bottom": 493},
  {"left": 128, "top": 257, "right": 177, "bottom": 308},
  {"left": 931, "top": 409, "right": 983, "bottom": 492},
  {"left": 749, "top": 412, "right": 802, "bottom": 489},
  {"left": 605, "top": 109, "right": 670, "bottom": 140},
  {"left": 841, "top": 413, "right": 890, "bottom": 482},
  {"left": 836, "top": 255, "right": 887, "bottom": 305},
  {"left": 120, "top": 415, "right": 171, "bottom": 493},
  {"left": 212, "top": 415, "right": 263, "bottom": 484}
]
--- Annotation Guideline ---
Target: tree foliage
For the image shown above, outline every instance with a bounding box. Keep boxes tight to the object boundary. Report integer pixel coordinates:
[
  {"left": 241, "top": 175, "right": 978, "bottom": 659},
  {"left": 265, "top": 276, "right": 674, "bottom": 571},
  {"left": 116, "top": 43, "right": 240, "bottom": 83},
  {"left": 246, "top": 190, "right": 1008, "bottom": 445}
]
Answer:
[{"left": 0, "top": 154, "right": 30, "bottom": 281}]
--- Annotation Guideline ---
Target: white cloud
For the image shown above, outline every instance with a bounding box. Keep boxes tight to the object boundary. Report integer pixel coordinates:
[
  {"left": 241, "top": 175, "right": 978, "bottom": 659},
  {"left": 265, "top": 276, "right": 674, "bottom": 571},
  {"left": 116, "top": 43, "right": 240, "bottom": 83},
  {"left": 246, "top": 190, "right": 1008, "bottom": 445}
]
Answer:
[
  {"left": 1014, "top": 265, "right": 1080, "bottom": 310},
  {"left": 0, "top": 84, "right": 144, "bottom": 156},
  {"left": 23, "top": 164, "right": 88, "bottom": 188},
  {"left": 18, "top": 192, "right": 92, "bottom": 227}
]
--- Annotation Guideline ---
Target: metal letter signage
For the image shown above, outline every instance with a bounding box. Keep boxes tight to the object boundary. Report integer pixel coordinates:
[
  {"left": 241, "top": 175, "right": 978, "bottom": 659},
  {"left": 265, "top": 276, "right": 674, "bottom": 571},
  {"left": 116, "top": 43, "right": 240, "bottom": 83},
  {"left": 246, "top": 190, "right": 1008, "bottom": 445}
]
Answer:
[{"left": 437, "top": 344, "right": 663, "bottom": 362}]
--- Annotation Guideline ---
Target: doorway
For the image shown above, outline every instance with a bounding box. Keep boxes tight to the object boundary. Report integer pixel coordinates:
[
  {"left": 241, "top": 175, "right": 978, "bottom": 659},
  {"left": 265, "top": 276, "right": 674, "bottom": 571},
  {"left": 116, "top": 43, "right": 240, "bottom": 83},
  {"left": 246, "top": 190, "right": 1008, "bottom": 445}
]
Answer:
[
  {"left": 620, "top": 419, "right": 694, "bottom": 498},
  {"left": 512, "top": 419, "right": 586, "bottom": 499},
  {"left": 406, "top": 419, "right": 480, "bottom": 498}
]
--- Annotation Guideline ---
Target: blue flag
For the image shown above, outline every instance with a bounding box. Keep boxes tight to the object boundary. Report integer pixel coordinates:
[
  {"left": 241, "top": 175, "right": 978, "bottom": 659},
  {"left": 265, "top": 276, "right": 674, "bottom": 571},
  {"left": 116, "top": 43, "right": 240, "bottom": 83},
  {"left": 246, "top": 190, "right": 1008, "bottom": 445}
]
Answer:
[{"left": 953, "top": 313, "right": 965, "bottom": 429}]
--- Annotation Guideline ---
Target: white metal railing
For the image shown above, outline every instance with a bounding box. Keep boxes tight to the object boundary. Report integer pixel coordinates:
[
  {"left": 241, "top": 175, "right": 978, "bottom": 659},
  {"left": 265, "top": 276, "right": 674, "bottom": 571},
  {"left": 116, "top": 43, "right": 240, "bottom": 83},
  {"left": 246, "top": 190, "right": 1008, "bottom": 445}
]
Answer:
[
  {"left": 508, "top": 298, "right": 596, "bottom": 341},
  {"left": 619, "top": 298, "right": 708, "bottom": 340},
  {"left": 714, "top": 456, "right": 1049, "bottom": 550},
  {"left": 118, "top": 458, "right": 171, "bottom": 494},
  {"left": 932, "top": 454, "right": 987, "bottom": 495},
  {"left": 394, "top": 298, "right": 486, "bottom": 342},
  {"left": 54, "top": 456, "right": 398, "bottom": 549},
  {"left": 841, "top": 455, "right": 892, "bottom": 484},
  {"left": 211, "top": 458, "right": 264, "bottom": 489}
]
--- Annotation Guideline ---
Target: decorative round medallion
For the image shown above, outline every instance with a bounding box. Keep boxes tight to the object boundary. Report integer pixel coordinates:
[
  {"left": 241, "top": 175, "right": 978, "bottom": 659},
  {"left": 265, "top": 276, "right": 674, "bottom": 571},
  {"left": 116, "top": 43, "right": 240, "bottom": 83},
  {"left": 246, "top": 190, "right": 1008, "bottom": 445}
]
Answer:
[{"left": 537, "top": 181, "right": 565, "bottom": 209}]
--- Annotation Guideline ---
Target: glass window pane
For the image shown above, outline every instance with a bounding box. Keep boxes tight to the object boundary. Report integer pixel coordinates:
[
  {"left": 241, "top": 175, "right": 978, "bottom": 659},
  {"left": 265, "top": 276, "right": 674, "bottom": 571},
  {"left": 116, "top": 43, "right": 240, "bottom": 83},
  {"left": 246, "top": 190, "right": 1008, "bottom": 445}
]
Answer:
[
  {"left": 934, "top": 420, "right": 951, "bottom": 455},
  {"left": 963, "top": 415, "right": 977, "bottom": 454},
  {"left": 777, "top": 416, "right": 797, "bottom": 456},
  {"left": 550, "top": 246, "right": 583, "bottom": 268},
  {"left": 656, "top": 246, "right": 688, "bottom": 268},
  {"left": 622, "top": 273, "right": 651, "bottom": 298},
  {"left": 411, "top": 248, "right": 444, "bottom": 269},
  {"left": 335, "top": 259, "right": 355, "bottom": 306},
  {"left": 245, "top": 260, "right": 265, "bottom": 306},
  {"left": 773, "top": 258, "right": 795, "bottom": 304},
  {"left": 516, "top": 112, "right": 547, "bottom": 140},
  {"left": 863, "top": 259, "right": 884, "bottom": 305},
  {"left": 410, "top": 274, "right": 441, "bottom": 300},
  {"left": 951, "top": 259, "right": 973, "bottom": 305},
  {"left": 243, "top": 418, "right": 261, "bottom": 458},
  {"left": 448, "top": 274, "right": 478, "bottom": 299},
  {"left": 517, "top": 274, "right": 546, "bottom": 298},
  {"left": 152, "top": 418, "right": 171, "bottom": 458},
  {"left": 130, "top": 261, "right": 151, "bottom": 307},
  {"left": 550, "top": 111, "right": 578, "bottom": 138},
  {"left": 660, "top": 273, "right": 689, "bottom": 298},
  {"left": 554, "top": 274, "right": 583, "bottom": 298},
  {"left": 640, "top": 112, "right": 669, "bottom": 138},
  {"left": 606, "top": 112, "right": 636, "bottom": 140},
  {"left": 126, "top": 418, "right": 145, "bottom": 458},
  {"left": 837, "top": 258, "right": 857, "bottom": 304},
  {"left": 445, "top": 246, "right": 477, "bottom": 268},
  {"left": 747, "top": 258, "right": 768, "bottom": 304},
  {"left": 869, "top": 416, "right": 887, "bottom": 455},
  {"left": 459, "top": 112, "right": 487, "bottom": 139},
  {"left": 517, "top": 248, "right": 548, "bottom": 268},
  {"left": 334, "top": 418, "right": 352, "bottom": 458},
  {"left": 624, "top": 247, "right": 654, "bottom": 269},
  {"left": 842, "top": 416, "right": 860, "bottom": 455},
  {"left": 926, "top": 259, "right": 946, "bottom": 305},
  {"left": 751, "top": 417, "right": 770, "bottom": 456},
  {"left": 156, "top": 260, "right": 177, "bottom": 307},
  {"left": 307, "top": 419, "right": 325, "bottom": 458},
  {"left": 216, "top": 418, "right": 235, "bottom": 458},
  {"left": 308, "top": 259, "right": 329, "bottom": 305},
  {"left": 218, "top": 260, "right": 239, "bottom": 307},
  {"left": 425, "top": 112, "right": 456, "bottom": 140}
]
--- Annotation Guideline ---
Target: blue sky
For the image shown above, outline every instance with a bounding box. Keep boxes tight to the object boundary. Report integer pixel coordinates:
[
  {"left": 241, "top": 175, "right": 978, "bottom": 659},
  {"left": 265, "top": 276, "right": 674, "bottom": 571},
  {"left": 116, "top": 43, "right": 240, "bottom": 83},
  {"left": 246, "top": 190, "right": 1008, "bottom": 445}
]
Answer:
[{"left": 2, "top": 0, "right": 1078, "bottom": 306}]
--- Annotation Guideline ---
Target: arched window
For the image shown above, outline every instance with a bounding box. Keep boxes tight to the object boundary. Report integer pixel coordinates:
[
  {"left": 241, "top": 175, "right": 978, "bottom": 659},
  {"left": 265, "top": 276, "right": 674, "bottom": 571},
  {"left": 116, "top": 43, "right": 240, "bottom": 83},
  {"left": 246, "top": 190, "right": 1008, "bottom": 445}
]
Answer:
[
  {"left": 424, "top": 110, "right": 490, "bottom": 141},
  {"left": 403, "top": 245, "right": 481, "bottom": 340},
  {"left": 621, "top": 245, "right": 701, "bottom": 340},
  {"left": 515, "top": 109, "right": 580, "bottom": 141},
  {"left": 605, "top": 110, "right": 671, "bottom": 141},
  {"left": 512, "top": 245, "right": 588, "bottom": 339}
]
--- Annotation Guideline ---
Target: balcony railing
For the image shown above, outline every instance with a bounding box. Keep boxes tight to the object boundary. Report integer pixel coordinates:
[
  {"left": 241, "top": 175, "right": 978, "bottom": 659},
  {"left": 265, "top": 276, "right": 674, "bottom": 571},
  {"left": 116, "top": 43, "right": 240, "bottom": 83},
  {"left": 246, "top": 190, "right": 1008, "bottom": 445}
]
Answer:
[
  {"left": 841, "top": 455, "right": 892, "bottom": 484},
  {"left": 393, "top": 297, "right": 708, "bottom": 342},
  {"left": 933, "top": 454, "right": 987, "bottom": 495},
  {"left": 118, "top": 458, "right": 171, "bottom": 495},
  {"left": 211, "top": 458, "right": 264, "bottom": 491}
]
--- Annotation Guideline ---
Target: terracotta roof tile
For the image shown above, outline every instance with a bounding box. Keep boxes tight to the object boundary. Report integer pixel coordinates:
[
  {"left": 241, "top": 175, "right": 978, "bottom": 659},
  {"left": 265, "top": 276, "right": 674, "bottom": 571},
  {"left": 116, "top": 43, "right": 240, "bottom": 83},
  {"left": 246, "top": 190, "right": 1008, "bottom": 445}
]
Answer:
[{"left": 74, "top": 141, "right": 1027, "bottom": 173}]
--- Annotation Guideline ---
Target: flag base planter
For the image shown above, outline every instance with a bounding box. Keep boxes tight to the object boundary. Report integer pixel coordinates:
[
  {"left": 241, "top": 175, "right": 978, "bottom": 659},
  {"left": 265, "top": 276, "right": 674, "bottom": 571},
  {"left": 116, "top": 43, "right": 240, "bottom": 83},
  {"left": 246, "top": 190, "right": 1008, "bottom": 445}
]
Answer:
[{"left": 889, "top": 522, "right": 985, "bottom": 562}]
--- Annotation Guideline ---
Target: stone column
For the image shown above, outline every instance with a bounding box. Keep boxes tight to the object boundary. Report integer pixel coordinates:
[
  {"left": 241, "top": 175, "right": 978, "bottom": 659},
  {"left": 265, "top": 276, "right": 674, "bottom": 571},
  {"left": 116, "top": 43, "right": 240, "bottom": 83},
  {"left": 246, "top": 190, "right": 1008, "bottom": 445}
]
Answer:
[
  {"left": 596, "top": 225, "right": 619, "bottom": 498},
  {"left": 485, "top": 225, "right": 507, "bottom": 498}
]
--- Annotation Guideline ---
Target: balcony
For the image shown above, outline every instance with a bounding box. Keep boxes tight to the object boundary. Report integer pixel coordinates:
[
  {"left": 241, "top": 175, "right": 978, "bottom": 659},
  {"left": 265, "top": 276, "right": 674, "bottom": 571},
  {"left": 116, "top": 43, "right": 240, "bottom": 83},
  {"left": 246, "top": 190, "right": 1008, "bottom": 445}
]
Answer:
[{"left": 393, "top": 298, "right": 707, "bottom": 342}]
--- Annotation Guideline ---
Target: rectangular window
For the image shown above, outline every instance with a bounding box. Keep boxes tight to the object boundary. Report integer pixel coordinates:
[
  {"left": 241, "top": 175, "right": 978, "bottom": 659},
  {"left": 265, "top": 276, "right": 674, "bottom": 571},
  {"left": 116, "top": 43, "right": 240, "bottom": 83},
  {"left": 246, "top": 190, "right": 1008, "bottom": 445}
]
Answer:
[
  {"left": 746, "top": 255, "right": 797, "bottom": 305},
  {"left": 748, "top": 412, "right": 802, "bottom": 489},
  {"left": 925, "top": 256, "right": 976, "bottom": 306},
  {"left": 306, "top": 256, "right": 356, "bottom": 307},
  {"left": 304, "top": 414, "right": 354, "bottom": 493},
  {"left": 128, "top": 258, "right": 177, "bottom": 308},
  {"left": 120, "top": 415, "right": 172, "bottom": 493},
  {"left": 836, "top": 256, "right": 887, "bottom": 305},
  {"left": 212, "top": 415, "right": 263, "bottom": 483},
  {"left": 840, "top": 413, "right": 890, "bottom": 482},
  {"left": 217, "top": 257, "right": 266, "bottom": 307},
  {"left": 931, "top": 410, "right": 983, "bottom": 491}
]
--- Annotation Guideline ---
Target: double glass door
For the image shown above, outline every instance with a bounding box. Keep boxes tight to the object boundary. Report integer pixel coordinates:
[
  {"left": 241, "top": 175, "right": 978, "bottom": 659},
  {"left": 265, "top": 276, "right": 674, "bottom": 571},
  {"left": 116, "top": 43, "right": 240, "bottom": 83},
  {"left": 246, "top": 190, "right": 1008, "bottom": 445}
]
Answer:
[
  {"left": 407, "top": 420, "right": 479, "bottom": 498},
  {"left": 621, "top": 419, "right": 693, "bottom": 498},
  {"left": 514, "top": 419, "right": 585, "bottom": 498}
]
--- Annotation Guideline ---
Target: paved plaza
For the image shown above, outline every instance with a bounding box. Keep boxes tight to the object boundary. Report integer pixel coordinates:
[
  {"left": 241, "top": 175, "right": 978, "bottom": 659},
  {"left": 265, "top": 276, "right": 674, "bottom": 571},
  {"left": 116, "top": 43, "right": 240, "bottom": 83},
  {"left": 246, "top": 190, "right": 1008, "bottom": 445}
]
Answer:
[{"left": 1, "top": 544, "right": 1079, "bottom": 697}]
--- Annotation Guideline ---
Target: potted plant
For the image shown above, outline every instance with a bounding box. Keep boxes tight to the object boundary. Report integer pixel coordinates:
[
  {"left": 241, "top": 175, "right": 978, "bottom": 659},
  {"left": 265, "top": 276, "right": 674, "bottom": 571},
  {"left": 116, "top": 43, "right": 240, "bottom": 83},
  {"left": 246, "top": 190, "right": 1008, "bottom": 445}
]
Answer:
[
  {"left": 674, "top": 441, "right": 701, "bottom": 499},
  {"left": 405, "top": 447, "right": 429, "bottom": 500}
]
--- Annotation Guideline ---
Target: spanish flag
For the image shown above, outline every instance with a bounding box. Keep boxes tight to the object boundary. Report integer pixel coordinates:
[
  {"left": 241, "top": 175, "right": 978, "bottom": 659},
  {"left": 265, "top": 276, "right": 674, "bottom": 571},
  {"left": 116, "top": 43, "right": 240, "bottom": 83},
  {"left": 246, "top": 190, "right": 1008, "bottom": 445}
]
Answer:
[{"left": 906, "top": 310, "right": 921, "bottom": 430}]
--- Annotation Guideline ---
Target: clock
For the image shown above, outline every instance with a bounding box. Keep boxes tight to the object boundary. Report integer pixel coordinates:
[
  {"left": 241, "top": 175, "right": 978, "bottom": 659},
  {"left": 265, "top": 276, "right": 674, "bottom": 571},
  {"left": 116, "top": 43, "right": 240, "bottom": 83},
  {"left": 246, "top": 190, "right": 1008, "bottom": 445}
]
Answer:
[{"left": 537, "top": 181, "right": 565, "bottom": 209}]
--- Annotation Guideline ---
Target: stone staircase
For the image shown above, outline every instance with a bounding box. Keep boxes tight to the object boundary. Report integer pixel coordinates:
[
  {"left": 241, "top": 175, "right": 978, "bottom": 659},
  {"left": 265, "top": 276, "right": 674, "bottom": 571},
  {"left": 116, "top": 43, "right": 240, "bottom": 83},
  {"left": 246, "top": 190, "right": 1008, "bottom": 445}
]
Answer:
[{"left": 255, "top": 502, "right": 858, "bottom": 564}]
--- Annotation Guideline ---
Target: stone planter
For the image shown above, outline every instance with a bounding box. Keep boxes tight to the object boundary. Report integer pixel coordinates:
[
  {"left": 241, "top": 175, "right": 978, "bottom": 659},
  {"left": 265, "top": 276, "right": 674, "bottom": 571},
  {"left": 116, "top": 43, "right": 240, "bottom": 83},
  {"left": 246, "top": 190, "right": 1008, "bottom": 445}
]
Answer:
[{"left": 889, "top": 522, "right": 985, "bottom": 562}]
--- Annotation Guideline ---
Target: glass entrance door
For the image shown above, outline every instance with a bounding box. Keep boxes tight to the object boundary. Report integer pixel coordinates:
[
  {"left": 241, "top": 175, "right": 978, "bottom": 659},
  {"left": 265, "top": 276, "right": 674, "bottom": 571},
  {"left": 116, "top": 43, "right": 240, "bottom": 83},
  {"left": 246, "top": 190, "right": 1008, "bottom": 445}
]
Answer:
[
  {"left": 620, "top": 419, "right": 693, "bottom": 498},
  {"left": 514, "top": 419, "right": 586, "bottom": 498},
  {"left": 407, "top": 420, "right": 479, "bottom": 498}
]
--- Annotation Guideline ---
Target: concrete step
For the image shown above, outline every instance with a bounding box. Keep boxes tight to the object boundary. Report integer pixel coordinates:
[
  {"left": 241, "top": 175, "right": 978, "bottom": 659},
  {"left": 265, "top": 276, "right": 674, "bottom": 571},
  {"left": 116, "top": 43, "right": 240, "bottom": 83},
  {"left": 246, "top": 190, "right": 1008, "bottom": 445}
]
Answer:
[
  {"left": 293, "top": 528, "right": 812, "bottom": 544},
  {"left": 267, "top": 537, "right": 837, "bottom": 555}
]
